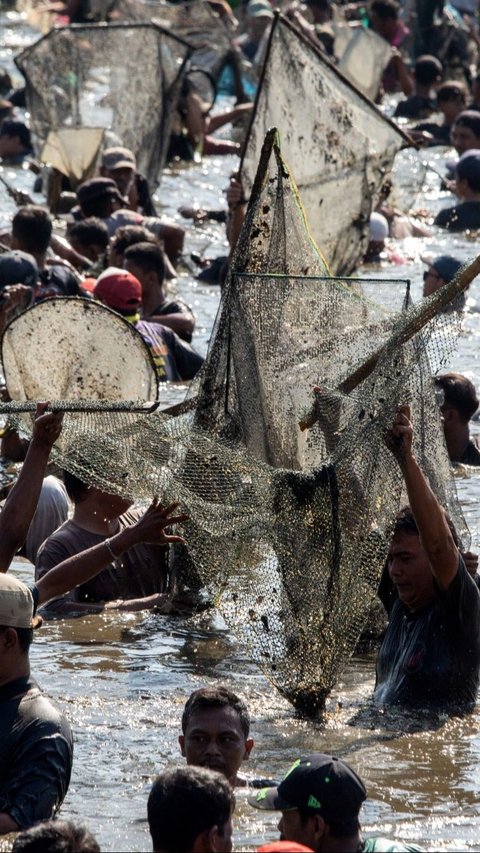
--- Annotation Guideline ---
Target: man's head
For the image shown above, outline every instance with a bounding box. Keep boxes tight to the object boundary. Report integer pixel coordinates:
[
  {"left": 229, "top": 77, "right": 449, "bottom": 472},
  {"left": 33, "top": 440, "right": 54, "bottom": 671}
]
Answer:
[
  {"left": 179, "top": 686, "right": 254, "bottom": 786},
  {"left": 124, "top": 242, "right": 166, "bottom": 297},
  {"left": 435, "top": 372, "right": 479, "bottom": 424},
  {"left": 249, "top": 754, "right": 366, "bottom": 853},
  {"left": 108, "top": 225, "right": 156, "bottom": 267},
  {"left": 389, "top": 507, "right": 459, "bottom": 610},
  {"left": 0, "top": 575, "right": 40, "bottom": 678},
  {"left": 11, "top": 206, "right": 52, "bottom": 258},
  {"left": 451, "top": 111, "right": 480, "bottom": 155},
  {"left": 455, "top": 150, "right": 480, "bottom": 195},
  {"left": 68, "top": 217, "right": 109, "bottom": 262},
  {"left": 0, "top": 250, "right": 38, "bottom": 287},
  {"left": 368, "top": 0, "right": 399, "bottom": 40},
  {"left": 100, "top": 146, "right": 137, "bottom": 197},
  {"left": 414, "top": 54, "right": 442, "bottom": 88},
  {"left": 148, "top": 766, "right": 235, "bottom": 853},
  {"left": 12, "top": 820, "right": 100, "bottom": 852},
  {"left": 62, "top": 468, "right": 133, "bottom": 517},
  {"left": 93, "top": 267, "right": 142, "bottom": 316},
  {"left": 77, "top": 177, "right": 124, "bottom": 219},
  {"left": 0, "top": 120, "right": 31, "bottom": 158},
  {"left": 422, "top": 255, "right": 462, "bottom": 297},
  {"left": 437, "top": 82, "right": 467, "bottom": 123}
]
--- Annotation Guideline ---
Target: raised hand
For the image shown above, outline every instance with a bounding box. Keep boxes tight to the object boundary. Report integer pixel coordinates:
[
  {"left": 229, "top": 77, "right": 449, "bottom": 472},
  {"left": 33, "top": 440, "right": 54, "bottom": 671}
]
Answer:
[{"left": 31, "top": 402, "right": 64, "bottom": 450}]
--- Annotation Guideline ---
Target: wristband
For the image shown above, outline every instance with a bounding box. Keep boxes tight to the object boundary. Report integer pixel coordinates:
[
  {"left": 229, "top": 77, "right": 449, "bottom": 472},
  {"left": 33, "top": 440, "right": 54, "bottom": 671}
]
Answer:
[{"left": 104, "top": 538, "right": 118, "bottom": 561}]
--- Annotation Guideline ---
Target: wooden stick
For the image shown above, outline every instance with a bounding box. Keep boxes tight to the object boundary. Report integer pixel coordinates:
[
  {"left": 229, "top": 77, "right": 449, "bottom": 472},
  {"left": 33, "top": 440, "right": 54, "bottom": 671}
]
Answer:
[{"left": 299, "top": 254, "right": 480, "bottom": 431}]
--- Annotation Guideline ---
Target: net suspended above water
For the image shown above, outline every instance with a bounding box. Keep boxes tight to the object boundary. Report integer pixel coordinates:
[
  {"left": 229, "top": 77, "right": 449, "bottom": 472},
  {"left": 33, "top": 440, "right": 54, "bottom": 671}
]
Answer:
[
  {"left": 15, "top": 22, "right": 192, "bottom": 185},
  {"left": 113, "top": 0, "right": 233, "bottom": 82},
  {"left": 1, "top": 132, "right": 473, "bottom": 715},
  {"left": 241, "top": 13, "right": 412, "bottom": 276}
]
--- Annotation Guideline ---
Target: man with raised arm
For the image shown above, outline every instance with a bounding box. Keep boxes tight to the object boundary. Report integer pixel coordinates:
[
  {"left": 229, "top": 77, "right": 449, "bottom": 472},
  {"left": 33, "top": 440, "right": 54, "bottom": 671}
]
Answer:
[
  {"left": 0, "top": 404, "right": 188, "bottom": 834},
  {"left": 375, "top": 405, "right": 480, "bottom": 708}
]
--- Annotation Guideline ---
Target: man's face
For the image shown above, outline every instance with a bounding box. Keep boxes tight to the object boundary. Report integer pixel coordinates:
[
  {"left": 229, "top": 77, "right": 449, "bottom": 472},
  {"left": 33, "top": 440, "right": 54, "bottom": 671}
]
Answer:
[
  {"left": 0, "top": 133, "right": 20, "bottom": 158},
  {"left": 278, "top": 810, "right": 321, "bottom": 851},
  {"left": 423, "top": 266, "right": 445, "bottom": 298},
  {"left": 179, "top": 706, "right": 253, "bottom": 786},
  {"left": 124, "top": 258, "right": 148, "bottom": 290},
  {"left": 106, "top": 167, "right": 134, "bottom": 197},
  {"left": 451, "top": 123, "right": 479, "bottom": 154},
  {"left": 388, "top": 531, "right": 436, "bottom": 611}
]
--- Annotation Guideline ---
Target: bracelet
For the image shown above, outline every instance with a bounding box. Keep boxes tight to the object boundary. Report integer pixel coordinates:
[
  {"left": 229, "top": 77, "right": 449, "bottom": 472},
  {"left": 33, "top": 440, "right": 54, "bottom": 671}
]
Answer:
[{"left": 104, "top": 538, "right": 118, "bottom": 561}]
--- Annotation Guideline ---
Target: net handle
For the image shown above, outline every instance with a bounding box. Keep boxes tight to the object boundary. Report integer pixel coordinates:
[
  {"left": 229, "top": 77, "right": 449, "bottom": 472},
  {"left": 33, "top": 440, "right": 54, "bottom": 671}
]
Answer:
[{"left": 0, "top": 401, "right": 159, "bottom": 414}]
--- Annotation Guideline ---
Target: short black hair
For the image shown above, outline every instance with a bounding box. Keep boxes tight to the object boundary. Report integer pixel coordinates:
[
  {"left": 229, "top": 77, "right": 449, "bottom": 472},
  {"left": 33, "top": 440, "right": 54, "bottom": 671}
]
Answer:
[
  {"left": 124, "top": 241, "right": 165, "bottom": 284},
  {"left": 69, "top": 218, "right": 109, "bottom": 250},
  {"left": 147, "top": 766, "right": 234, "bottom": 853},
  {"left": 79, "top": 195, "right": 115, "bottom": 219},
  {"left": 298, "top": 809, "right": 360, "bottom": 839},
  {"left": 0, "top": 625, "right": 33, "bottom": 654},
  {"left": 181, "top": 686, "right": 250, "bottom": 739},
  {"left": 435, "top": 372, "right": 479, "bottom": 422},
  {"left": 62, "top": 469, "right": 90, "bottom": 504},
  {"left": 12, "top": 206, "right": 52, "bottom": 255},
  {"left": 0, "top": 119, "right": 31, "bottom": 148},
  {"left": 415, "top": 55, "right": 442, "bottom": 86},
  {"left": 12, "top": 820, "right": 100, "bottom": 852},
  {"left": 393, "top": 505, "right": 459, "bottom": 547},
  {"left": 453, "top": 110, "right": 480, "bottom": 139},
  {"left": 437, "top": 81, "right": 467, "bottom": 103},
  {"left": 109, "top": 225, "right": 156, "bottom": 259},
  {"left": 369, "top": 0, "right": 399, "bottom": 20}
]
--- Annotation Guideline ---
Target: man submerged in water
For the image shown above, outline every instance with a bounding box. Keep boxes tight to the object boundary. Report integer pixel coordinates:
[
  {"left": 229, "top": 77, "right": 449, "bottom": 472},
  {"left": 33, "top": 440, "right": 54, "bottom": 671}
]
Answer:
[{"left": 375, "top": 405, "right": 480, "bottom": 709}]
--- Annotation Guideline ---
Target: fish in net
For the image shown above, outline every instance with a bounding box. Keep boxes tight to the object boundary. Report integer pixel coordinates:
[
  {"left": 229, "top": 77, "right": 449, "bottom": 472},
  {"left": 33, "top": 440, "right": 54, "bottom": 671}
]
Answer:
[
  {"left": 1, "top": 132, "right": 474, "bottom": 715},
  {"left": 14, "top": 22, "right": 192, "bottom": 185},
  {"left": 241, "top": 13, "right": 412, "bottom": 276}
]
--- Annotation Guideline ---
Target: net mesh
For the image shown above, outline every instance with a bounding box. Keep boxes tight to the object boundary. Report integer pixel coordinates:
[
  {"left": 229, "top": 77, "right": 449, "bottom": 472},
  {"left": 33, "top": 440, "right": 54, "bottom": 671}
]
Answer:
[
  {"left": 241, "top": 14, "right": 410, "bottom": 276},
  {"left": 2, "top": 132, "right": 470, "bottom": 715},
  {"left": 113, "top": 0, "right": 233, "bottom": 80},
  {"left": 14, "top": 23, "right": 192, "bottom": 185}
]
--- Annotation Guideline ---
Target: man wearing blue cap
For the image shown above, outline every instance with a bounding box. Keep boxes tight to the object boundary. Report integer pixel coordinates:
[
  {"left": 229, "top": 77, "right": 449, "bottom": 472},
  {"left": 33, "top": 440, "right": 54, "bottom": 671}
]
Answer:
[
  {"left": 249, "top": 753, "right": 421, "bottom": 852},
  {"left": 435, "top": 151, "right": 480, "bottom": 231},
  {"left": 422, "top": 255, "right": 465, "bottom": 312}
]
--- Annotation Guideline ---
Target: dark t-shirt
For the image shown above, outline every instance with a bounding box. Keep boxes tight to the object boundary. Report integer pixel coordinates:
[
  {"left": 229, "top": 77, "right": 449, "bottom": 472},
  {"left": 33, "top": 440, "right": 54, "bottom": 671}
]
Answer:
[
  {"left": 434, "top": 201, "right": 480, "bottom": 232},
  {"left": 135, "top": 319, "right": 203, "bottom": 382},
  {"left": 35, "top": 508, "right": 169, "bottom": 612},
  {"left": 413, "top": 121, "right": 452, "bottom": 145},
  {"left": 394, "top": 94, "right": 436, "bottom": 120},
  {"left": 375, "top": 557, "right": 480, "bottom": 708},
  {"left": 151, "top": 299, "right": 193, "bottom": 343},
  {"left": 0, "top": 676, "right": 73, "bottom": 829},
  {"left": 34, "top": 265, "right": 84, "bottom": 301}
]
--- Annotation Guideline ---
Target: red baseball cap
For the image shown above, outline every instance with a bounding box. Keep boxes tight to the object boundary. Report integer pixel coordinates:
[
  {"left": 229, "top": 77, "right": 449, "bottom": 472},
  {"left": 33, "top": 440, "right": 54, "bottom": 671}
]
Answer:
[
  {"left": 93, "top": 267, "right": 142, "bottom": 312},
  {"left": 257, "top": 843, "right": 313, "bottom": 852}
]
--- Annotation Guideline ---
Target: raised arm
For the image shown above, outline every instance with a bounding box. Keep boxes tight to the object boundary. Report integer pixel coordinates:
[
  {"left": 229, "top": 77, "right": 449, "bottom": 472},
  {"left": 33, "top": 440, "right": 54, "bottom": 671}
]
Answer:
[
  {"left": 36, "top": 499, "right": 187, "bottom": 607},
  {"left": 385, "top": 404, "right": 459, "bottom": 589},
  {"left": 0, "top": 404, "right": 63, "bottom": 571}
]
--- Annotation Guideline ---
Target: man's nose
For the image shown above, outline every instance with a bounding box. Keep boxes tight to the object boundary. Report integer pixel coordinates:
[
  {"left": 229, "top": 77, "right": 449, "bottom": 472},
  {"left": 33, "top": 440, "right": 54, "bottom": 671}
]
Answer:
[{"left": 204, "top": 739, "right": 222, "bottom": 755}]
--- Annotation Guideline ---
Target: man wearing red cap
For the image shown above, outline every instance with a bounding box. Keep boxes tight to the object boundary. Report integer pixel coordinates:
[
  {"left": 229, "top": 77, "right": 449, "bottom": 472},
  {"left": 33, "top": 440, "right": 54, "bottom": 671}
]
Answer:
[{"left": 93, "top": 267, "right": 203, "bottom": 382}]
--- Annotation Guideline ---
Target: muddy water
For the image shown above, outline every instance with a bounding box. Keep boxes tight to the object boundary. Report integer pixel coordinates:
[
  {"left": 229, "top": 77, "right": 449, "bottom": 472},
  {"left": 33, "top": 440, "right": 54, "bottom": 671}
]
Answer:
[{"left": 2, "top": 14, "right": 480, "bottom": 851}]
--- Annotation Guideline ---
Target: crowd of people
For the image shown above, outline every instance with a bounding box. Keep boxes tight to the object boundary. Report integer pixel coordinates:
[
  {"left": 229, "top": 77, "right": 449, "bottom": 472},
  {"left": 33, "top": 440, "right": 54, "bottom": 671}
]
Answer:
[{"left": 1, "top": 0, "right": 480, "bottom": 849}]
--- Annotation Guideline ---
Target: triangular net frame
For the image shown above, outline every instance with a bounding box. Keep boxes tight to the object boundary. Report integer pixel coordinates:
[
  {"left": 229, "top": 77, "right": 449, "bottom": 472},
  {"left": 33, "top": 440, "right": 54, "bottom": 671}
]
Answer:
[
  {"left": 15, "top": 22, "right": 192, "bottom": 185},
  {"left": 240, "top": 13, "right": 412, "bottom": 275}
]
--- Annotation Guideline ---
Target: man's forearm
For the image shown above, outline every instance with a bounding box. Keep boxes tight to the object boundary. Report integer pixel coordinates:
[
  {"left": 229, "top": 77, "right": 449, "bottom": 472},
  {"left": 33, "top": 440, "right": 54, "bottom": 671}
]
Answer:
[
  {"left": 0, "top": 441, "right": 50, "bottom": 570},
  {"left": 401, "top": 452, "right": 458, "bottom": 582},
  {"left": 0, "top": 812, "right": 19, "bottom": 835}
]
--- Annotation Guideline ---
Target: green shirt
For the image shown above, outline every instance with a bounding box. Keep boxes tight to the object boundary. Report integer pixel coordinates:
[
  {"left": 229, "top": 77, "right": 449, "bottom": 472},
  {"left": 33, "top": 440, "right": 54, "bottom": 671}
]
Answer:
[{"left": 362, "top": 837, "right": 423, "bottom": 852}]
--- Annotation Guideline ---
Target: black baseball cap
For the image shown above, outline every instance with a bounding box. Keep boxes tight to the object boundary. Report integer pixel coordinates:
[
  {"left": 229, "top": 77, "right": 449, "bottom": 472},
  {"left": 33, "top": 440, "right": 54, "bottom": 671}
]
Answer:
[
  {"left": 77, "top": 177, "right": 124, "bottom": 207},
  {"left": 0, "top": 250, "right": 38, "bottom": 287},
  {"left": 249, "top": 753, "right": 366, "bottom": 824}
]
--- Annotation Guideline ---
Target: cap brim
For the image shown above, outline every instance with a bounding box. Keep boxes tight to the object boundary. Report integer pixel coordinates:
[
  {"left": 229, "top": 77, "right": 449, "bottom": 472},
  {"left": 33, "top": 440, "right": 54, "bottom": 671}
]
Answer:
[{"left": 248, "top": 786, "right": 293, "bottom": 811}]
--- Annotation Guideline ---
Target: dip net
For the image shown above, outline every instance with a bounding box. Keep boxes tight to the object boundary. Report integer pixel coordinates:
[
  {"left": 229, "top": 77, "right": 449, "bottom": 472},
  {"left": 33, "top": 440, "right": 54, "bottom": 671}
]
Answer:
[
  {"left": 14, "top": 22, "right": 192, "bottom": 185},
  {"left": 241, "top": 13, "right": 412, "bottom": 276},
  {"left": 1, "top": 132, "right": 470, "bottom": 715},
  {"left": 113, "top": 0, "right": 233, "bottom": 82}
]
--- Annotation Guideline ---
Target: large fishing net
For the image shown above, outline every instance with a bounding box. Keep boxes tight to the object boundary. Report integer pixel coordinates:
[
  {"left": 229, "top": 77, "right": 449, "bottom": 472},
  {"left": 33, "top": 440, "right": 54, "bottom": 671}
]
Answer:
[
  {"left": 1, "top": 132, "right": 471, "bottom": 715},
  {"left": 113, "top": 0, "right": 233, "bottom": 81},
  {"left": 241, "top": 14, "right": 412, "bottom": 276},
  {"left": 15, "top": 23, "right": 192, "bottom": 185}
]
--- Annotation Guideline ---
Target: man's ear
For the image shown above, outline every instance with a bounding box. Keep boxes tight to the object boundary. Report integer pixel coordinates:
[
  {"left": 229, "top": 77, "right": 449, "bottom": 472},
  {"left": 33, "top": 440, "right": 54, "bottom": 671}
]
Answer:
[
  {"left": 191, "top": 826, "right": 220, "bottom": 853},
  {"left": 0, "top": 627, "right": 18, "bottom": 650},
  {"left": 243, "top": 737, "right": 254, "bottom": 760},
  {"left": 313, "top": 813, "right": 327, "bottom": 842},
  {"left": 178, "top": 735, "right": 186, "bottom": 757}
]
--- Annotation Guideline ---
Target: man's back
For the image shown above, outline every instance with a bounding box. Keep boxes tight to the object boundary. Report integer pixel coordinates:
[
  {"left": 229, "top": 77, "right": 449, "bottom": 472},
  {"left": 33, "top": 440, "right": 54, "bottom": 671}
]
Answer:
[{"left": 0, "top": 676, "right": 73, "bottom": 830}]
